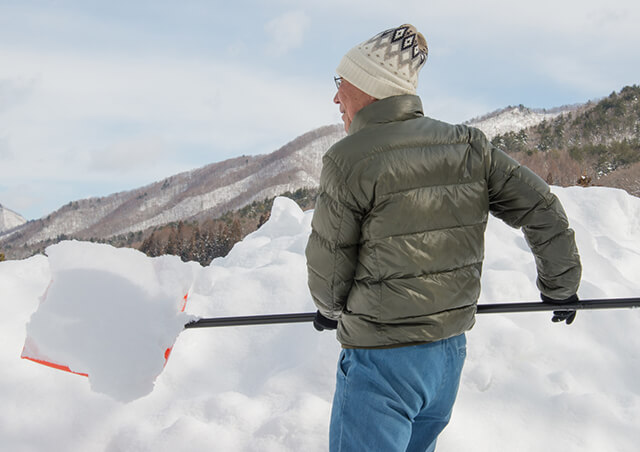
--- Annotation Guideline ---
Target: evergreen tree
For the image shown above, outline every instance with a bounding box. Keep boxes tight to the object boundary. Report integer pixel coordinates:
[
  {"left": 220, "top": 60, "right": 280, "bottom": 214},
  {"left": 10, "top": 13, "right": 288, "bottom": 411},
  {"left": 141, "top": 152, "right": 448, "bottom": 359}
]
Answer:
[
  {"left": 165, "top": 230, "right": 180, "bottom": 256},
  {"left": 257, "top": 212, "right": 270, "bottom": 228},
  {"left": 229, "top": 218, "right": 243, "bottom": 244},
  {"left": 189, "top": 227, "right": 202, "bottom": 264},
  {"left": 140, "top": 233, "right": 163, "bottom": 257}
]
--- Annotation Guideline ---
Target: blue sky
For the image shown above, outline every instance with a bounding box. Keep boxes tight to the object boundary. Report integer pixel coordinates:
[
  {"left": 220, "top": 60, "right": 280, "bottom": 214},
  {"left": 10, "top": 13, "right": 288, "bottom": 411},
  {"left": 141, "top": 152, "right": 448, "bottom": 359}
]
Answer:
[{"left": 1, "top": 0, "right": 639, "bottom": 220}]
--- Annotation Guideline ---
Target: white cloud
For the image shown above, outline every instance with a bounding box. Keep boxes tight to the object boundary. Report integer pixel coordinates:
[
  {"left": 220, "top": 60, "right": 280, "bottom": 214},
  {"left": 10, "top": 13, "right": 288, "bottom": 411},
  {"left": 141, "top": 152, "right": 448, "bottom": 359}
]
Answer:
[
  {"left": 264, "top": 11, "right": 311, "bottom": 56},
  {"left": 89, "top": 136, "right": 171, "bottom": 172},
  {"left": 0, "top": 181, "right": 73, "bottom": 218},
  {"left": 0, "top": 46, "right": 337, "bottom": 217},
  {"left": 533, "top": 56, "right": 615, "bottom": 98},
  {"left": 1, "top": 0, "right": 638, "bottom": 219},
  {"left": 0, "top": 76, "right": 37, "bottom": 114},
  {"left": 0, "top": 135, "right": 11, "bottom": 160}
]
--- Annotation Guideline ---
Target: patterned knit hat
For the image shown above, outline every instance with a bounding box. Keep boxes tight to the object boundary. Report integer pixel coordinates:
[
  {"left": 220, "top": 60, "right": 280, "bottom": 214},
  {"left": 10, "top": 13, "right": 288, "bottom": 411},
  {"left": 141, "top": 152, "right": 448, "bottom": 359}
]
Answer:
[{"left": 336, "top": 24, "right": 428, "bottom": 99}]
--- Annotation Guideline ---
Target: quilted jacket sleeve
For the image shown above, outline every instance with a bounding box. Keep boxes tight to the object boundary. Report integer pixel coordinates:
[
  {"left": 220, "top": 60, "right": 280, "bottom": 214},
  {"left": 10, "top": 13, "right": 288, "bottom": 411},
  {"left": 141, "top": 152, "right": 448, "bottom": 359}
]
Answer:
[
  {"left": 487, "top": 146, "right": 582, "bottom": 299},
  {"left": 305, "top": 155, "right": 362, "bottom": 320}
]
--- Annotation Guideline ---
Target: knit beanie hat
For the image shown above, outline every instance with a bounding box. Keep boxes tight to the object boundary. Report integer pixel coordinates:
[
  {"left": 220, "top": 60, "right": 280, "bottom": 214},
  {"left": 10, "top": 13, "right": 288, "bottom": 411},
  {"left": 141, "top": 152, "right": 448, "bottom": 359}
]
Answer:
[{"left": 336, "top": 24, "right": 428, "bottom": 99}]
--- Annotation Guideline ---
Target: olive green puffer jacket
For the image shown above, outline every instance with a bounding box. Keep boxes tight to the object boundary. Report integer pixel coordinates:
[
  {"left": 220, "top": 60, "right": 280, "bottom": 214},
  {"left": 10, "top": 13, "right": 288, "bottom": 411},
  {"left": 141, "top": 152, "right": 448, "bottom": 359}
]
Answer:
[{"left": 305, "top": 95, "right": 581, "bottom": 348}]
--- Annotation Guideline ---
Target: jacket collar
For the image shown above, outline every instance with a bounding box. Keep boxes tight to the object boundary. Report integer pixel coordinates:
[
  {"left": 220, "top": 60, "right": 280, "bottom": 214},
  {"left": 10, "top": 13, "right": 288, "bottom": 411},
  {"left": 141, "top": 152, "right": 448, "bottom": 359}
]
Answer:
[{"left": 348, "top": 95, "right": 424, "bottom": 135}]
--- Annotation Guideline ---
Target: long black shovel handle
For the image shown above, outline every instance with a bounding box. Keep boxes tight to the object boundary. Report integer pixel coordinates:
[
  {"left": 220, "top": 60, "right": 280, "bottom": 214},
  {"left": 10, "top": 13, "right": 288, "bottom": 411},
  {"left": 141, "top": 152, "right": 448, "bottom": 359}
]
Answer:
[
  {"left": 185, "top": 312, "right": 316, "bottom": 329},
  {"left": 183, "top": 297, "right": 640, "bottom": 329},
  {"left": 474, "top": 297, "right": 640, "bottom": 314}
]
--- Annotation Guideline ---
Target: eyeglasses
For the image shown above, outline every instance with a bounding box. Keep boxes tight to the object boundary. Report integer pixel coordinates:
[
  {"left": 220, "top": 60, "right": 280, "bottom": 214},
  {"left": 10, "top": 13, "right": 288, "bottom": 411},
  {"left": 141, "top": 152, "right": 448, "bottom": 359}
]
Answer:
[{"left": 334, "top": 76, "right": 343, "bottom": 89}]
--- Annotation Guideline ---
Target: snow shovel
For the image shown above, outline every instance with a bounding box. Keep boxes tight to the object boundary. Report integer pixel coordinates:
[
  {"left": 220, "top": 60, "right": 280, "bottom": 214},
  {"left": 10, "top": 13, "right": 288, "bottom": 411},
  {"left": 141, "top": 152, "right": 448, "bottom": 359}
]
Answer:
[
  {"left": 21, "top": 292, "right": 190, "bottom": 377},
  {"left": 21, "top": 290, "right": 640, "bottom": 402},
  {"left": 183, "top": 297, "right": 640, "bottom": 329},
  {"left": 20, "top": 240, "right": 198, "bottom": 403}
]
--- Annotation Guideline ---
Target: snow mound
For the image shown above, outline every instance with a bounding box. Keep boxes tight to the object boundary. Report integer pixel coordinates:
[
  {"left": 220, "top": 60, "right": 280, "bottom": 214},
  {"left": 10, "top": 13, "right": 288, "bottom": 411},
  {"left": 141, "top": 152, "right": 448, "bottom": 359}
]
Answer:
[{"left": 1, "top": 191, "right": 639, "bottom": 451}]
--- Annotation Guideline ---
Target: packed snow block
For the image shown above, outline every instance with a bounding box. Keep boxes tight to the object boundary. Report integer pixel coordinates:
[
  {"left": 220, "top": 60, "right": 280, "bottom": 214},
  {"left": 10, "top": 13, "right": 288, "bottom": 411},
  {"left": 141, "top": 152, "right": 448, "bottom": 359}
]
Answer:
[{"left": 22, "top": 241, "right": 199, "bottom": 402}]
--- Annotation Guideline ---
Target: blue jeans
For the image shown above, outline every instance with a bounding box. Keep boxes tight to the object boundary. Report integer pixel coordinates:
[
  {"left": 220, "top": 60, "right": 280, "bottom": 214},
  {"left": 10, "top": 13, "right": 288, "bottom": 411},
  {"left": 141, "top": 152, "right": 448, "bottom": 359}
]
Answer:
[{"left": 330, "top": 334, "right": 466, "bottom": 452}]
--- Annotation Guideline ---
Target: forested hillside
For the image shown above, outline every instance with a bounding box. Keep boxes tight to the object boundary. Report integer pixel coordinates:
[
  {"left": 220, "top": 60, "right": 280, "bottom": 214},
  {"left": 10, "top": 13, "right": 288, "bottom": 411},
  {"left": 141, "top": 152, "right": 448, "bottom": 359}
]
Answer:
[
  {"left": 491, "top": 85, "right": 640, "bottom": 193},
  {"left": 132, "top": 188, "right": 317, "bottom": 266}
]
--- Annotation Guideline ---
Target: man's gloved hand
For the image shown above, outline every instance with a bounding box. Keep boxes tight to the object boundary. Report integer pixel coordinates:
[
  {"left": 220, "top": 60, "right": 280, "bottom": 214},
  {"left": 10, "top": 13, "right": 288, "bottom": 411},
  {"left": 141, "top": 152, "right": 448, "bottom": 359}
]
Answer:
[
  {"left": 541, "top": 293, "right": 579, "bottom": 325},
  {"left": 313, "top": 311, "right": 338, "bottom": 331}
]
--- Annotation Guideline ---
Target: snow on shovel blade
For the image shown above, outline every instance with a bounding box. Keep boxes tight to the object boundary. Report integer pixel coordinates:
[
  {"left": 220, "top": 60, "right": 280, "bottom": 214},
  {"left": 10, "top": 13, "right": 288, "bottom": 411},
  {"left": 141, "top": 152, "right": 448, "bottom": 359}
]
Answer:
[
  {"left": 22, "top": 289, "right": 189, "bottom": 378},
  {"left": 21, "top": 241, "right": 198, "bottom": 403}
]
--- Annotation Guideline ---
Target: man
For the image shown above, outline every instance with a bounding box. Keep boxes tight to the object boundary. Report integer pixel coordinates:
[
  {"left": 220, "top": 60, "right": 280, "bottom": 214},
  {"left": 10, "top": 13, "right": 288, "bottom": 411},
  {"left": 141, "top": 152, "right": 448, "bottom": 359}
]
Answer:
[{"left": 305, "top": 24, "right": 581, "bottom": 452}]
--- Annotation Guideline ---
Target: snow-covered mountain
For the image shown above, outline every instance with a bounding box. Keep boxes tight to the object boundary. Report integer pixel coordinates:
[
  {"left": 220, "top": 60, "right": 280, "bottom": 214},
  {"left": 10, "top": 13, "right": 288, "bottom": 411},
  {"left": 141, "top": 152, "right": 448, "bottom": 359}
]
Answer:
[
  {"left": 0, "top": 125, "right": 345, "bottom": 257},
  {"left": 0, "top": 204, "right": 26, "bottom": 234},
  {"left": 466, "top": 104, "right": 580, "bottom": 139},
  {"left": 0, "top": 90, "right": 626, "bottom": 260}
]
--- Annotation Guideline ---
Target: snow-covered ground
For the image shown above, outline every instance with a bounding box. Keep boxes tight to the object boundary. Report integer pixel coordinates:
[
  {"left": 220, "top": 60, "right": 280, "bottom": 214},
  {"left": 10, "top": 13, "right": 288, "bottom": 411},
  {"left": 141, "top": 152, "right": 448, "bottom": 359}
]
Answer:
[{"left": 1, "top": 187, "right": 639, "bottom": 451}]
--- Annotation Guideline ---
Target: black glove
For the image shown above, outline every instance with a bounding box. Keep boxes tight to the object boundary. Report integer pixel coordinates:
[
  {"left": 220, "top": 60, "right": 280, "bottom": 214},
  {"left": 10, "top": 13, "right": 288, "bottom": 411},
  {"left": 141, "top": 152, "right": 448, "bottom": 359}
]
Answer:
[
  {"left": 313, "top": 311, "right": 338, "bottom": 331},
  {"left": 541, "top": 293, "right": 579, "bottom": 325}
]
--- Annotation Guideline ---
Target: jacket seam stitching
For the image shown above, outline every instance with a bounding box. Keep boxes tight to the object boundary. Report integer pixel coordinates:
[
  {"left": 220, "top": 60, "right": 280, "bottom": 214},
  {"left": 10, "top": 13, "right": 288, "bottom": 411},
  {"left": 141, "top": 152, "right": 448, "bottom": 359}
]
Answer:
[
  {"left": 331, "top": 201, "right": 347, "bottom": 316},
  {"left": 491, "top": 165, "right": 551, "bottom": 208},
  {"left": 373, "top": 243, "right": 383, "bottom": 331},
  {"left": 378, "top": 179, "right": 485, "bottom": 200},
  {"left": 366, "top": 221, "right": 487, "bottom": 242},
  {"left": 528, "top": 228, "right": 572, "bottom": 250},
  {"left": 344, "top": 140, "right": 472, "bottom": 172},
  {"left": 323, "top": 154, "right": 361, "bottom": 213},
  {"left": 371, "top": 262, "right": 482, "bottom": 283}
]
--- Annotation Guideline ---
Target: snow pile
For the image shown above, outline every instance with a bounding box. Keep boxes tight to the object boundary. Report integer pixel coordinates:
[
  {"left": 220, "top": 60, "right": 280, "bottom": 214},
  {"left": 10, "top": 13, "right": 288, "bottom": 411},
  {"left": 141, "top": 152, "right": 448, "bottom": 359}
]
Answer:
[{"left": 1, "top": 191, "right": 639, "bottom": 451}]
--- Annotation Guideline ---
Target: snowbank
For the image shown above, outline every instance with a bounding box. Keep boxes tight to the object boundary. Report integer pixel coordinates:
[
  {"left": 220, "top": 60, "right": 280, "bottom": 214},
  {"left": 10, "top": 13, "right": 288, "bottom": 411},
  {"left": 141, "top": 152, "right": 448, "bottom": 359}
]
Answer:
[{"left": 1, "top": 190, "right": 639, "bottom": 451}]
